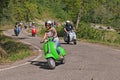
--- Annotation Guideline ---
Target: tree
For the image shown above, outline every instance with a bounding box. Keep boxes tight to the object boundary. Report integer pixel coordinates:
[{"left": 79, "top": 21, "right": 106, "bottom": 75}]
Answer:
[{"left": 62, "top": 0, "right": 82, "bottom": 29}]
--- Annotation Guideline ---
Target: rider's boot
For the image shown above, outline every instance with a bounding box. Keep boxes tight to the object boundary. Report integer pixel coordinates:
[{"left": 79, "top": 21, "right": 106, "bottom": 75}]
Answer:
[{"left": 60, "top": 54, "right": 63, "bottom": 58}]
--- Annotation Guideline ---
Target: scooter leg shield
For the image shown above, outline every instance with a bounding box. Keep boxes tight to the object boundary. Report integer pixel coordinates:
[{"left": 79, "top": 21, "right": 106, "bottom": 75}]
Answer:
[
  {"left": 64, "top": 33, "right": 68, "bottom": 42},
  {"left": 69, "top": 32, "right": 72, "bottom": 41}
]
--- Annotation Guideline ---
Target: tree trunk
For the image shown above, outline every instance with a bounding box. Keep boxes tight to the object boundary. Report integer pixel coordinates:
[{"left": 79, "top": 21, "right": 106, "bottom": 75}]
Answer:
[{"left": 75, "top": 9, "right": 82, "bottom": 29}]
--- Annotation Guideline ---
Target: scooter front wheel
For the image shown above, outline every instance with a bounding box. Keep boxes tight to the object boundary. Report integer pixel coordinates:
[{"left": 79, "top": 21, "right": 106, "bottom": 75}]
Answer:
[
  {"left": 67, "top": 35, "right": 70, "bottom": 44},
  {"left": 47, "top": 58, "right": 56, "bottom": 69},
  {"left": 32, "top": 33, "right": 35, "bottom": 37},
  {"left": 61, "top": 56, "right": 65, "bottom": 64},
  {"left": 73, "top": 39, "right": 77, "bottom": 45}
]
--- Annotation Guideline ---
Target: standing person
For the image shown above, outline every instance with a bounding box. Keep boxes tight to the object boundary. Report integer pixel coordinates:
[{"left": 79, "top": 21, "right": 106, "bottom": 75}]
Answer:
[
  {"left": 29, "top": 22, "right": 32, "bottom": 28},
  {"left": 53, "top": 21, "right": 58, "bottom": 27},
  {"left": 24, "top": 22, "right": 28, "bottom": 29},
  {"left": 31, "top": 22, "right": 36, "bottom": 28},
  {"left": 18, "top": 22, "right": 23, "bottom": 30},
  {"left": 41, "top": 20, "right": 63, "bottom": 58}
]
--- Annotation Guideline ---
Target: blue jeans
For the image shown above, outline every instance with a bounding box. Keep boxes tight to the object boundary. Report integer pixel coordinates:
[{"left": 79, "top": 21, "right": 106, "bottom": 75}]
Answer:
[{"left": 53, "top": 37, "right": 61, "bottom": 54}]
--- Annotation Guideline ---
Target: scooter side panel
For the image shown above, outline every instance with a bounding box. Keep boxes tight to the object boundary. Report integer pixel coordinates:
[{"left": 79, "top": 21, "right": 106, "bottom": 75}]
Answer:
[{"left": 58, "top": 47, "right": 66, "bottom": 56}]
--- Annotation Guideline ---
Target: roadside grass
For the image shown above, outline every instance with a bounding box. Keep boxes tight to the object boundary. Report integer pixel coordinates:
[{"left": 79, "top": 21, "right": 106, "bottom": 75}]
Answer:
[
  {"left": 76, "top": 23, "right": 120, "bottom": 49},
  {"left": 0, "top": 31, "right": 33, "bottom": 64},
  {"left": 79, "top": 38, "right": 120, "bottom": 49},
  {"left": 0, "top": 24, "right": 13, "bottom": 30}
]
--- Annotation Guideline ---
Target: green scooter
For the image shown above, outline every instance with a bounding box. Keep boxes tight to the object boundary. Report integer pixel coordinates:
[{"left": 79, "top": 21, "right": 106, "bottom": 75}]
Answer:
[{"left": 42, "top": 37, "right": 66, "bottom": 69}]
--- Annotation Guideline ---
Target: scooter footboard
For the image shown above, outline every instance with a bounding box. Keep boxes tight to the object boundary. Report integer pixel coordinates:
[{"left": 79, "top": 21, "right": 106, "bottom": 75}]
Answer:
[{"left": 58, "top": 47, "right": 66, "bottom": 56}]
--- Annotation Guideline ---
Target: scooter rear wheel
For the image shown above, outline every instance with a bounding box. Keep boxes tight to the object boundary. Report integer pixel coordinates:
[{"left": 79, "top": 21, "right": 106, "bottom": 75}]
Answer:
[
  {"left": 15, "top": 31, "right": 19, "bottom": 36},
  {"left": 47, "top": 58, "right": 56, "bottom": 69}
]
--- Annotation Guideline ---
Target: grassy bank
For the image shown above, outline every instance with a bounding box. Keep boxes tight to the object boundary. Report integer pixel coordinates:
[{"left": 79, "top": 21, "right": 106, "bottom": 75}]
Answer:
[
  {"left": 0, "top": 31, "right": 33, "bottom": 64},
  {"left": 76, "top": 23, "right": 120, "bottom": 48}
]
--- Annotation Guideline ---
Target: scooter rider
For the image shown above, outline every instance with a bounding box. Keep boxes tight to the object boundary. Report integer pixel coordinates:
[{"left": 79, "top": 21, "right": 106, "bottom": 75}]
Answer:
[
  {"left": 31, "top": 22, "right": 37, "bottom": 37},
  {"left": 41, "top": 20, "right": 63, "bottom": 58},
  {"left": 64, "top": 20, "right": 73, "bottom": 34},
  {"left": 64, "top": 20, "right": 76, "bottom": 37},
  {"left": 14, "top": 22, "right": 20, "bottom": 36}
]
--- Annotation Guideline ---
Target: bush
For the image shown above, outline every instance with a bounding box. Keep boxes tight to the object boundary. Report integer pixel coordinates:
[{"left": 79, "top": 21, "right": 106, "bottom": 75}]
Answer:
[
  {"left": 0, "top": 33, "right": 31, "bottom": 63},
  {"left": 77, "top": 23, "right": 105, "bottom": 40},
  {"left": 76, "top": 22, "right": 120, "bottom": 45}
]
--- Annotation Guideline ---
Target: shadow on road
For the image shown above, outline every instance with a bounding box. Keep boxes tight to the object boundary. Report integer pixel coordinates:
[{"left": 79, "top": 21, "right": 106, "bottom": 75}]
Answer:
[
  {"left": 29, "top": 61, "right": 62, "bottom": 70},
  {"left": 12, "top": 34, "right": 17, "bottom": 36},
  {"left": 60, "top": 42, "right": 74, "bottom": 45},
  {"left": 18, "top": 37, "right": 28, "bottom": 39},
  {"left": 30, "top": 61, "right": 50, "bottom": 69}
]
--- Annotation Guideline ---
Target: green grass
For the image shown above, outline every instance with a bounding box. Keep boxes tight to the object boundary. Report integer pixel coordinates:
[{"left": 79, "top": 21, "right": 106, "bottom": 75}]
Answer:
[
  {"left": 76, "top": 22, "right": 120, "bottom": 48},
  {"left": 8, "top": 51, "right": 31, "bottom": 61},
  {"left": 79, "top": 38, "right": 120, "bottom": 49},
  {"left": 0, "top": 31, "right": 33, "bottom": 64}
]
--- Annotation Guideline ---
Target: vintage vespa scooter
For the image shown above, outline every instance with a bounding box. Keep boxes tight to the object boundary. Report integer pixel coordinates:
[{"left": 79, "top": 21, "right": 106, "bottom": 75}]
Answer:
[{"left": 41, "top": 37, "right": 66, "bottom": 69}]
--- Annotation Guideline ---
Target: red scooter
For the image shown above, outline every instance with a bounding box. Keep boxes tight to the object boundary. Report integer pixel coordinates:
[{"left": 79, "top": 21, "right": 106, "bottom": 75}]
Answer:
[{"left": 31, "top": 28, "right": 36, "bottom": 37}]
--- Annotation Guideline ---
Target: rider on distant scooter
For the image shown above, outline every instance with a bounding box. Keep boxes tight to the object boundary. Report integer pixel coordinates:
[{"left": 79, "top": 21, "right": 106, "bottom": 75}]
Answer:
[
  {"left": 64, "top": 20, "right": 73, "bottom": 34},
  {"left": 14, "top": 22, "right": 21, "bottom": 36},
  {"left": 41, "top": 20, "right": 63, "bottom": 58},
  {"left": 31, "top": 22, "right": 37, "bottom": 37},
  {"left": 64, "top": 20, "right": 76, "bottom": 43}
]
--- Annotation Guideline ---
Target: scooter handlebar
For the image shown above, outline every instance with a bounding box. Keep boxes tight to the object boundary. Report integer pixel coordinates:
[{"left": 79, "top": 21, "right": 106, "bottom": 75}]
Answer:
[{"left": 40, "top": 36, "right": 54, "bottom": 44}]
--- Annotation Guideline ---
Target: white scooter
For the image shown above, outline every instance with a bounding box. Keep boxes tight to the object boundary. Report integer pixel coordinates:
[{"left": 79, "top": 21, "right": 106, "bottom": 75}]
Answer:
[{"left": 64, "top": 30, "right": 77, "bottom": 44}]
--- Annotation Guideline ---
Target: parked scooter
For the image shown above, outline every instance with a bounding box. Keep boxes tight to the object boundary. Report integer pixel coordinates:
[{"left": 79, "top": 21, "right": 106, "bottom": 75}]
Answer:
[
  {"left": 41, "top": 37, "right": 66, "bottom": 69},
  {"left": 64, "top": 30, "right": 77, "bottom": 44}
]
